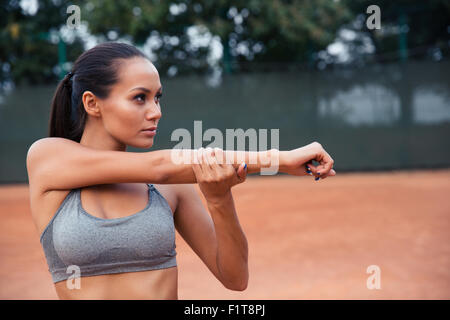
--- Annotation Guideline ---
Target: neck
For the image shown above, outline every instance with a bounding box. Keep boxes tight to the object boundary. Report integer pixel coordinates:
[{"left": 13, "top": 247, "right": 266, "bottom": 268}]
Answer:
[{"left": 79, "top": 118, "right": 127, "bottom": 152}]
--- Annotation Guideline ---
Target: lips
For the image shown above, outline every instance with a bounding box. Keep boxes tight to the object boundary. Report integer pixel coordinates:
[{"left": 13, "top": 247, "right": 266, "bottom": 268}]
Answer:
[{"left": 141, "top": 126, "right": 157, "bottom": 137}]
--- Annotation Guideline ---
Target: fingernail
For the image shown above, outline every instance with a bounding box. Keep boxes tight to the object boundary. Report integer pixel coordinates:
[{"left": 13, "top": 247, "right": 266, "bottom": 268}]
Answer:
[
  {"left": 244, "top": 163, "right": 247, "bottom": 170},
  {"left": 315, "top": 176, "right": 320, "bottom": 181}
]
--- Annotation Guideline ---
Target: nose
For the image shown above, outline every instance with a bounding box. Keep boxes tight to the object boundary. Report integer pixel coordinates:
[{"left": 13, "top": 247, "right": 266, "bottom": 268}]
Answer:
[{"left": 145, "top": 100, "right": 162, "bottom": 121}]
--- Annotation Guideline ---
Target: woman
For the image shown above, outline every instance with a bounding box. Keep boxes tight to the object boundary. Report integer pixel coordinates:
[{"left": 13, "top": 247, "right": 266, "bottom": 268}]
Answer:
[{"left": 26, "top": 42, "right": 336, "bottom": 300}]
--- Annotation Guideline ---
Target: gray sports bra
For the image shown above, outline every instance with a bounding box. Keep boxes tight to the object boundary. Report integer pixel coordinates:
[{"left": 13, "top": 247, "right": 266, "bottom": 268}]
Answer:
[{"left": 39, "top": 184, "right": 177, "bottom": 283}]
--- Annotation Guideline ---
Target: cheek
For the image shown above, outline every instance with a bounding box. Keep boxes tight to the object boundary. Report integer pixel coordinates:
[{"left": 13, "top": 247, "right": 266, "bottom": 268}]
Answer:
[{"left": 103, "top": 99, "right": 143, "bottom": 135}]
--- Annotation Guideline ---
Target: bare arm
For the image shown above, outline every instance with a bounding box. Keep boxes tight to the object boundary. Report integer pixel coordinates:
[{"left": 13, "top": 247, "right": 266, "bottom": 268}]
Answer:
[
  {"left": 173, "top": 184, "right": 247, "bottom": 291},
  {"left": 26, "top": 137, "right": 283, "bottom": 193},
  {"left": 207, "top": 191, "right": 248, "bottom": 290},
  {"left": 174, "top": 148, "right": 249, "bottom": 291}
]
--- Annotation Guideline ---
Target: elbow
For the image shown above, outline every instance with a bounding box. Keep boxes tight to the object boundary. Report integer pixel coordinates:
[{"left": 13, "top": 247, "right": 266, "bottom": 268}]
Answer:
[
  {"left": 222, "top": 271, "right": 249, "bottom": 291},
  {"left": 225, "top": 279, "right": 248, "bottom": 292},
  {"left": 232, "top": 281, "right": 248, "bottom": 292}
]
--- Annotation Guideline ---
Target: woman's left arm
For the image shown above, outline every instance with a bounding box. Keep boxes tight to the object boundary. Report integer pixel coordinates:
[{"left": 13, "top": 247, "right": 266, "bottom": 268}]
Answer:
[
  {"left": 173, "top": 147, "right": 249, "bottom": 291},
  {"left": 173, "top": 185, "right": 248, "bottom": 291},
  {"left": 206, "top": 190, "right": 248, "bottom": 291}
]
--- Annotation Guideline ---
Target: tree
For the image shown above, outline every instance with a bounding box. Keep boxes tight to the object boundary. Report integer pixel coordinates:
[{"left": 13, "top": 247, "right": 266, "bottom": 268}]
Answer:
[
  {"left": 1, "top": 0, "right": 448, "bottom": 85},
  {"left": 84, "top": 0, "right": 353, "bottom": 73},
  {"left": 0, "top": 0, "right": 85, "bottom": 85},
  {"left": 342, "top": 0, "right": 450, "bottom": 62}
]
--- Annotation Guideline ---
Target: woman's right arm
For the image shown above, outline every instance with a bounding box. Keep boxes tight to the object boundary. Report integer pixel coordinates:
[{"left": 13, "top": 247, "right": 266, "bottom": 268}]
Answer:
[
  {"left": 27, "top": 137, "right": 335, "bottom": 194},
  {"left": 26, "top": 137, "right": 185, "bottom": 193},
  {"left": 26, "top": 137, "right": 288, "bottom": 194}
]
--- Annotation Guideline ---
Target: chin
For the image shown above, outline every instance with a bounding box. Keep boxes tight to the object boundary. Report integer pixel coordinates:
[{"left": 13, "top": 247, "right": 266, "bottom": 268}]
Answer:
[
  {"left": 143, "top": 142, "right": 154, "bottom": 149},
  {"left": 127, "top": 139, "right": 154, "bottom": 150}
]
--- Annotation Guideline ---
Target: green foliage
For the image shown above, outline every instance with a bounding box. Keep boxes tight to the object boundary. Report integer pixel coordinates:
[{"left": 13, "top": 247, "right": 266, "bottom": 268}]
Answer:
[
  {"left": 1, "top": 0, "right": 448, "bottom": 85},
  {"left": 342, "top": 0, "right": 450, "bottom": 61},
  {"left": 1, "top": 0, "right": 85, "bottom": 85}
]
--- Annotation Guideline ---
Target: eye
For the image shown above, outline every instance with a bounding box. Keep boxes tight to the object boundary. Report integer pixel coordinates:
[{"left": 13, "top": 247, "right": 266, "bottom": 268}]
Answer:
[
  {"left": 134, "top": 93, "right": 146, "bottom": 103},
  {"left": 155, "top": 93, "right": 163, "bottom": 103}
]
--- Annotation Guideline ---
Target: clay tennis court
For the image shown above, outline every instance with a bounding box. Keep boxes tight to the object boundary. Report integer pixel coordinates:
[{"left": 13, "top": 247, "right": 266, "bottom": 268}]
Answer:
[{"left": 1, "top": 169, "right": 449, "bottom": 299}]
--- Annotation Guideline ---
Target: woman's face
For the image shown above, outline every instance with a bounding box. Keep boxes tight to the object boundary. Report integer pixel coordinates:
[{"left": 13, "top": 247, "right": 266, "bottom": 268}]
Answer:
[{"left": 98, "top": 57, "right": 163, "bottom": 149}]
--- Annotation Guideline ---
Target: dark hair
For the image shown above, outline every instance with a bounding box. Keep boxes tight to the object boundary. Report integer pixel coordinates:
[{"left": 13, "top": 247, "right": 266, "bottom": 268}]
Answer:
[{"left": 48, "top": 42, "right": 147, "bottom": 142}]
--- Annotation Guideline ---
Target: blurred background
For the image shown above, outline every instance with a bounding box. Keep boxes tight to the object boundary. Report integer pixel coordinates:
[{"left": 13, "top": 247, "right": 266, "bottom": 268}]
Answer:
[{"left": 0, "top": 0, "right": 449, "bottom": 299}]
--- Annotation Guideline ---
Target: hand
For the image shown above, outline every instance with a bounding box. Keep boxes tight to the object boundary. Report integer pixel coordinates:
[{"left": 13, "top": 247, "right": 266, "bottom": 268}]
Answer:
[
  {"left": 192, "top": 147, "right": 248, "bottom": 204},
  {"left": 281, "top": 142, "right": 336, "bottom": 180}
]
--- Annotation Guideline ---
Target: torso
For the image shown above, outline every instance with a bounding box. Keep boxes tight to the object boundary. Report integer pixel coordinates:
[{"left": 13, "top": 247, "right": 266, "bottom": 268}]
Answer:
[{"left": 29, "top": 183, "right": 179, "bottom": 300}]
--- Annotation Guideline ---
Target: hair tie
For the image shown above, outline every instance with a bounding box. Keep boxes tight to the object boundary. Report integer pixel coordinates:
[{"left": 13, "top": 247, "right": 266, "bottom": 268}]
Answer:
[{"left": 63, "top": 72, "right": 74, "bottom": 89}]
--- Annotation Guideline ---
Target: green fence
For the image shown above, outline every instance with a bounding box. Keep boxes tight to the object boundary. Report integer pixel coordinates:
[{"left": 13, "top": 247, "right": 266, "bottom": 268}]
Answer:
[{"left": 0, "top": 60, "right": 449, "bottom": 183}]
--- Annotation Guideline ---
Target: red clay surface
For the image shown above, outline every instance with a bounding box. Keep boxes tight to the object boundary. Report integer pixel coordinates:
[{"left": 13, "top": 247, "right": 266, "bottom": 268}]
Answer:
[{"left": 1, "top": 169, "right": 449, "bottom": 299}]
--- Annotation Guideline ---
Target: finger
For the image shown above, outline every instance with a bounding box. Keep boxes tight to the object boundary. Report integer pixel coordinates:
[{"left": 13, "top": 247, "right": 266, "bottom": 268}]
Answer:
[
  {"left": 318, "top": 152, "right": 335, "bottom": 180},
  {"left": 305, "top": 164, "right": 313, "bottom": 176},
  {"left": 305, "top": 161, "right": 321, "bottom": 177},
  {"left": 199, "top": 148, "right": 208, "bottom": 172},
  {"left": 198, "top": 147, "right": 216, "bottom": 182},
  {"left": 206, "top": 147, "right": 220, "bottom": 169},
  {"left": 214, "top": 147, "right": 234, "bottom": 181},
  {"left": 213, "top": 147, "right": 226, "bottom": 167},
  {"left": 306, "top": 161, "right": 327, "bottom": 181},
  {"left": 208, "top": 148, "right": 225, "bottom": 182},
  {"left": 201, "top": 147, "right": 210, "bottom": 165},
  {"left": 320, "top": 152, "right": 334, "bottom": 178},
  {"left": 202, "top": 147, "right": 217, "bottom": 179},
  {"left": 306, "top": 162, "right": 336, "bottom": 180},
  {"left": 203, "top": 147, "right": 217, "bottom": 168},
  {"left": 233, "top": 162, "right": 247, "bottom": 184},
  {"left": 319, "top": 168, "right": 336, "bottom": 180},
  {"left": 193, "top": 147, "right": 202, "bottom": 165},
  {"left": 237, "top": 162, "right": 247, "bottom": 180}
]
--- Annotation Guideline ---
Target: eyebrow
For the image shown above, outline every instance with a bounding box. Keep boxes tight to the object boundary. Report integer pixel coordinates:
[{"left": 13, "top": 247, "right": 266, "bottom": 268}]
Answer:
[{"left": 129, "top": 86, "right": 163, "bottom": 93}]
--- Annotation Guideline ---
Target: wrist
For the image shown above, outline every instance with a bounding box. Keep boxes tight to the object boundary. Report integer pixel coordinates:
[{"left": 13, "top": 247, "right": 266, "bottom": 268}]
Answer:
[
  {"left": 206, "top": 190, "right": 233, "bottom": 208},
  {"left": 276, "top": 149, "right": 290, "bottom": 173}
]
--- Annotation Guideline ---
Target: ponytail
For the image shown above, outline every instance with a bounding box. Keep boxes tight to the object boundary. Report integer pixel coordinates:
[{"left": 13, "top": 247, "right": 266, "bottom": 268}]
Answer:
[{"left": 48, "top": 71, "right": 85, "bottom": 142}]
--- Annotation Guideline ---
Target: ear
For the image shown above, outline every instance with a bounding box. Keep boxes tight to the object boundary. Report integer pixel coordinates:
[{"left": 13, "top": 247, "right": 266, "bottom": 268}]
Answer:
[{"left": 81, "top": 91, "right": 101, "bottom": 117}]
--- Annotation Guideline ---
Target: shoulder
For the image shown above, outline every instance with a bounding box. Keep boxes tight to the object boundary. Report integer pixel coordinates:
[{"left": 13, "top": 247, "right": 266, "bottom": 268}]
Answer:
[
  {"left": 26, "top": 138, "right": 76, "bottom": 235},
  {"left": 27, "top": 137, "right": 70, "bottom": 158},
  {"left": 26, "top": 137, "right": 72, "bottom": 174}
]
